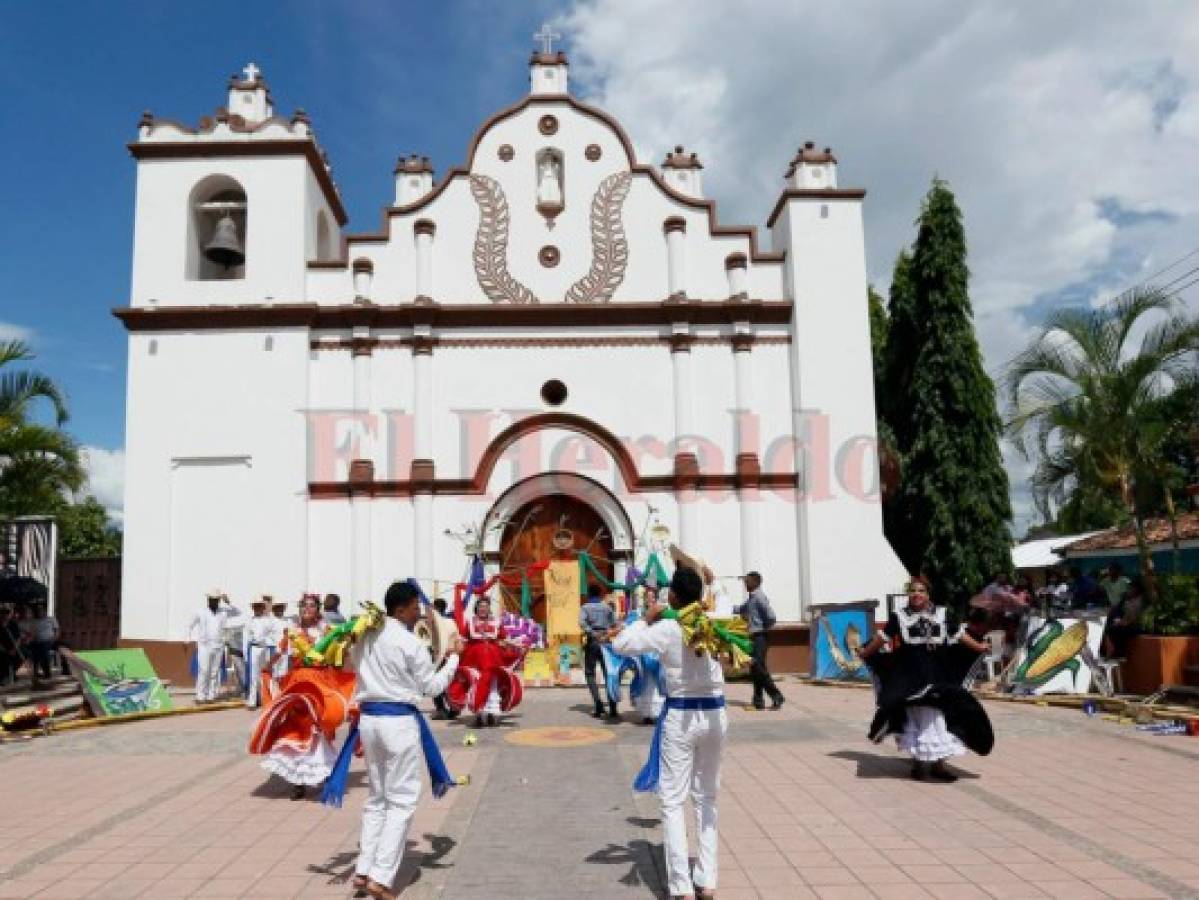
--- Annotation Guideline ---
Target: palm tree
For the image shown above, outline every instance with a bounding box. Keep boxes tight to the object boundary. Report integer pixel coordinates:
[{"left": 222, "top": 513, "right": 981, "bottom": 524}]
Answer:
[
  {"left": 1003, "top": 287, "right": 1199, "bottom": 596},
  {"left": 0, "top": 340, "right": 83, "bottom": 516}
]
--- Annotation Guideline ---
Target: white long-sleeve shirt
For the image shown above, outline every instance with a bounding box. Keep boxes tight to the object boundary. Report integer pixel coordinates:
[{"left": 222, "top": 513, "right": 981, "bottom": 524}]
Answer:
[
  {"left": 188, "top": 605, "right": 241, "bottom": 645},
  {"left": 352, "top": 617, "right": 460, "bottom": 705},
  {"left": 244, "top": 615, "right": 276, "bottom": 646},
  {"left": 611, "top": 618, "right": 724, "bottom": 699}
]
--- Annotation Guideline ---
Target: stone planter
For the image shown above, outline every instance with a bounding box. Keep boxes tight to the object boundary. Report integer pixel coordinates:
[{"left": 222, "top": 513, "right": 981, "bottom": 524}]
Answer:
[{"left": 1122, "top": 635, "right": 1199, "bottom": 695}]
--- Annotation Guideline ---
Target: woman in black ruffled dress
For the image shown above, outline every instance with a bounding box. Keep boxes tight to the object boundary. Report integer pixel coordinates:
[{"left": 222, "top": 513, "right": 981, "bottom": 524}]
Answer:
[{"left": 861, "top": 577, "right": 992, "bottom": 781}]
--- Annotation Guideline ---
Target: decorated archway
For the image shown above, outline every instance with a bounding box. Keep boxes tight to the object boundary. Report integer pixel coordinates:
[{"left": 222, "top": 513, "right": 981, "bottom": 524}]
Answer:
[{"left": 483, "top": 473, "right": 634, "bottom": 624}]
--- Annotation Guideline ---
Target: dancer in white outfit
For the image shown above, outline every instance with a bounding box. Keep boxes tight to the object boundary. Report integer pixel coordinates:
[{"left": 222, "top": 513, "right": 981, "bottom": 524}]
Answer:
[
  {"left": 612, "top": 567, "right": 725, "bottom": 900},
  {"left": 350, "top": 580, "right": 462, "bottom": 900},
  {"left": 242, "top": 597, "right": 276, "bottom": 709},
  {"left": 187, "top": 591, "right": 240, "bottom": 703}
]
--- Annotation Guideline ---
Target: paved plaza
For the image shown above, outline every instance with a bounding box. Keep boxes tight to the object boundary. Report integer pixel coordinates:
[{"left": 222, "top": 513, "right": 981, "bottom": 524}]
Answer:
[{"left": 1, "top": 682, "right": 1198, "bottom": 899}]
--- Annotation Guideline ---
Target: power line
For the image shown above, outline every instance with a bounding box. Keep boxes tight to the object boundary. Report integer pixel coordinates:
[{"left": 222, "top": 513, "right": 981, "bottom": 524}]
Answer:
[
  {"left": 1137, "top": 244, "right": 1199, "bottom": 289},
  {"left": 1154, "top": 263, "right": 1199, "bottom": 294}
]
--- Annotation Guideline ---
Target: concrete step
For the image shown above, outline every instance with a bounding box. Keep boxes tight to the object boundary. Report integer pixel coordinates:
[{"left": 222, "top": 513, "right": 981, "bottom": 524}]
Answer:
[
  {"left": 3, "top": 684, "right": 83, "bottom": 708},
  {"left": 0, "top": 675, "right": 75, "bottom": 696}
]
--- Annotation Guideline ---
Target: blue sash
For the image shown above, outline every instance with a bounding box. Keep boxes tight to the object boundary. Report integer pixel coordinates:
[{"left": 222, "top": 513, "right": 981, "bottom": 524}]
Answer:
[
  {"left": 633, "top": 695, "right": 726, "bottom": 793},
  {"left": 320, "top": 701, "right": 455, "bottom": 808}
]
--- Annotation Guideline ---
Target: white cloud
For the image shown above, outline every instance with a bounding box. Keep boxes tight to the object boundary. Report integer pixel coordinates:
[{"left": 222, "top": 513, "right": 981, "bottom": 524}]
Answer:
[
  {"left": 81, "top": 446, "right": 125, "bottom": 525},
  {"left": 0, "top": 322, "right": 34, "bottom": 343},
  {"left": 561, "top": 0, "right": 1199, "bottom": 526}
]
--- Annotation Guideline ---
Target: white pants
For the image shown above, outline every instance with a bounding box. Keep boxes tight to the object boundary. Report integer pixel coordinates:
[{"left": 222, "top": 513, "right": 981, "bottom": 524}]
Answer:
[
  {"left": 898, "top": 706, "right": 967, "bottom": 762},
  {"left": 635, "top": 680, "right": 664, "bottom": 720},
  {"left": 356, "top": 716, "right": 423, "bottom": 889},
  {"left": 195, "top": 643, "right": 223, "bottom": 702},
  {"left": 659, "top": 707, "right": 727, "bottom": 897},
  {"left": 244, "top": 647, "right": 271, "bottom": 708}
]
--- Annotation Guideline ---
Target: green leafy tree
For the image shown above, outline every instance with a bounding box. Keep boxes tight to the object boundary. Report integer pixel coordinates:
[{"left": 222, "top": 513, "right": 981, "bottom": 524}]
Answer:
[
  {"left": 1004, "top": 287, "right": 1199, "bottom": 595},
  {"left": 883, "top": 180, "right": 1012, "bottom": 603},
  {"left": 56, "top": 495, "right": 122, "bottom": 558},
  {"left": 0, "top": 340, "right": 83, "bottom": 517}
]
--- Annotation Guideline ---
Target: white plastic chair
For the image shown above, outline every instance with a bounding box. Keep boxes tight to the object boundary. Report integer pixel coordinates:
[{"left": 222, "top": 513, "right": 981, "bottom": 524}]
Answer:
[{"left": 981, "top": 630, "right": 1006, "bottom": 682}]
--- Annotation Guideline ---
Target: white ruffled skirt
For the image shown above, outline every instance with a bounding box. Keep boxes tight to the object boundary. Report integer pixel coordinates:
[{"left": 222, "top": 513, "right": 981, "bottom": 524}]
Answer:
[
  {"left": 897, "top": 706, "right": 966, "bottom": 762},
  {"left": 260, "top": 733, "right": 338, "bottom": 786}
]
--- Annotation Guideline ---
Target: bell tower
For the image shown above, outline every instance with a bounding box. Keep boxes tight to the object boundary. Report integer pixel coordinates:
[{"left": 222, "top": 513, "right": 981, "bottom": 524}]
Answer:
[{"left": 128, "top": 63, "right": 346, "bottom": 307}]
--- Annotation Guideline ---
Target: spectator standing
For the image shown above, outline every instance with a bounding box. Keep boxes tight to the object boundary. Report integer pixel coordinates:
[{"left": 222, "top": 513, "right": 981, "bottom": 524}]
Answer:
[
  {"left": 323, "top": 593, "right": 347, "bottom": 625},
  {"left": 735, "top": 571, "right": 785, "bottom": 711},
  {"left": 24, "top": 601, "right": 62, "bottom": 685},
  {"left": 0, "top": 605, "right": 24, "bottom": 684},
  {"left": 1100, "top": 564, "right": 1131, "bottom": 609},
  {"left": 1103, "top": 576, "right": 1145, "bottom": 658}
]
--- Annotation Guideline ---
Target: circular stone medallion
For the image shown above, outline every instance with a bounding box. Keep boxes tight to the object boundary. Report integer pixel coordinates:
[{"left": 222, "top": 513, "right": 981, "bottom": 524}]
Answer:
[
  {"left": 538, "top": 114, "right": 559, "bottom": 135},
  {"left": 505, "top": 726, "right": 616, "bottom": 748},
  {"left": 539, "top": 245, "right": 560, "bottom": 267},
  {"left": 498, "top": 144, "right": 514, "bottom": 161},
  {"left": 585, "top": 143, "right": 602, "bottom": 161}
]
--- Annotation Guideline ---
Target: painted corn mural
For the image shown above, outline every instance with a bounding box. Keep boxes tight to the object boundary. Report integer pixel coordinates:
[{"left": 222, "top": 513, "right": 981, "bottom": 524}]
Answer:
[{"left": 1008, "top": 616, "right": 1104, "bottom": 695}]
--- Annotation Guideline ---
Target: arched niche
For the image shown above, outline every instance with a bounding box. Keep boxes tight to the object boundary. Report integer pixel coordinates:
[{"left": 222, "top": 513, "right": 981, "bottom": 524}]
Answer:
[
  {"left": 481, "top": 472, "right": 634, "bottom": 559},
  {"left": 187, "top": 174, "right": 247, "bottom": 281}
]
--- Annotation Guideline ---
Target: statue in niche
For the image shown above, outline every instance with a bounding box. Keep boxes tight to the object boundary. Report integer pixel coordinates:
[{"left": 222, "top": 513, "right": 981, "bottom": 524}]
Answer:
[{"left": 535, "top": 149, "right": 564, "bottom": 225}]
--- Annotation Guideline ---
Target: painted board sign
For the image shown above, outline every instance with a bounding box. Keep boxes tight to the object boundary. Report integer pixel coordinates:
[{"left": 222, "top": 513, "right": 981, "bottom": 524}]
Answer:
[
  {"left": 810, "top": 601, "right": 877, "bottom": 681},
  {"left": 1007, "top": 615, "right": 1106, "bottom": 695},
  {"left": 76, "top": 648, "right": 174, "bottom": 716}
]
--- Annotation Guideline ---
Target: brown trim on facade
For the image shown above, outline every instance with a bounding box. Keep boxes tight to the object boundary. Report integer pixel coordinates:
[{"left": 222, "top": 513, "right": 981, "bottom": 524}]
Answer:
[
  {"left": 114, "top": 299, "right": 794, "bottom": 332},
  {"left": 309, "top": 334, "right": 791, "bottom": 352},
  {"left": 341, "top": 95, "right": 785, "bottom": 264},
  {"left": 351, "top": 257, "right": 374, "bottom": 274},
  {"left": 307, "top": 412, "right": 798, "bottom": 499},
  {"left": 725, "top": 252, "right": 747, "bottom": 271},
  {"left": 766, "top": 188, "right": 867, "bottom": 229},
  {"left": 731, "top": 333, "right": 756, "bottom": 353},
  {"left": 129, "top": 139, "right": 349, "bottom": 226},
  {"left": 663, "top": 216, "right": 687, "bottom": 234},
  {"left": 414, "top": 219, "right": 436, "bottom": 236}
]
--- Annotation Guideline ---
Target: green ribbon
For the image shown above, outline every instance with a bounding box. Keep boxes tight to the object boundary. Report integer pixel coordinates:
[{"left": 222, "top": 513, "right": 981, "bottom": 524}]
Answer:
[
  {"left": 520, "top": 575, "right": 532, "bottom": 619},
  {"left": 577, "top": 551, "right": 673, "bottom": 596}
]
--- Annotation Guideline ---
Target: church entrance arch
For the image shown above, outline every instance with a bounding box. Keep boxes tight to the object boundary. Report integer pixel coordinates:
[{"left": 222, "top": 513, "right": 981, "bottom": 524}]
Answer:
[{"left": 483, "top": 474, "right": 633, "bottom": 625}]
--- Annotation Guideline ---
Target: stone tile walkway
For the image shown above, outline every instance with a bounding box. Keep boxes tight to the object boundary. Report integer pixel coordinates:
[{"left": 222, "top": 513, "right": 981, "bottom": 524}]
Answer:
[{"left": 1, "top": 680, "right": 1197, "bottom": 898}]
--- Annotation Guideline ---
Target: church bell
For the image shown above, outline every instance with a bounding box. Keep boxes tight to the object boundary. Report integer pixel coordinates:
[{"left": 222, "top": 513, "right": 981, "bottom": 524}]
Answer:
[{"left": 204, "top": 213, "right": 245, "bottom": 269}]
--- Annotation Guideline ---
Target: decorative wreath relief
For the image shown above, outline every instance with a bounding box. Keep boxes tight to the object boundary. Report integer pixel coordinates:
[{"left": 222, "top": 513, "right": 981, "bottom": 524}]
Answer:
[
  {"left": 470, "top": 174, "right": 538, "bottom": 304},
  {"left": 565, "top": 171, "right": 632, "bottom": 303}
]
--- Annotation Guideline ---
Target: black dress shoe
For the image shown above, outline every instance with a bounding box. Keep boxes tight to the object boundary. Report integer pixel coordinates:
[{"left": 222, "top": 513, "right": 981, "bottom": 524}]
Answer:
[
  {"left": 591, "top": 708, "right": 604, "bottom": 718},
  {"left": 770, "top": 696, "right": 785, "bottom": 711},
  {"left": 929, "top": 761, "right": 959, "bottom": 782},
  {"left": 911, "top": 761, "right": 928, "bottom": 781}
]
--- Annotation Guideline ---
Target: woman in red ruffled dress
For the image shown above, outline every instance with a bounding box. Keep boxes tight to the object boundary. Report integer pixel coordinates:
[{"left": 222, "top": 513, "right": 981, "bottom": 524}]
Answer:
[
  {"left": 447, "top": 597, "right": 525, "bottom": 727},
  {"left": 249, "top": 594, "right": 356, "bottom": 800}
]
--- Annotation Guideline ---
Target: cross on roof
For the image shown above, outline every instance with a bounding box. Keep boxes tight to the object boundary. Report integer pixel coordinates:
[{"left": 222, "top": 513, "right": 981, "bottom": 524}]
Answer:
[
  {"left": 533, "top": 23, "right": 561, "bottom": 56},
  {"left": 242, "top": 62, "right": 261, "bottom": 83}
]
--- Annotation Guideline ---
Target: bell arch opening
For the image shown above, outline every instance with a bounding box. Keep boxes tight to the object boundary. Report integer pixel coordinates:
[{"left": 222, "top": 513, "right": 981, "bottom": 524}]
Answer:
[{"left": 187, "top": 174, "right": 247, "bottom": 281}]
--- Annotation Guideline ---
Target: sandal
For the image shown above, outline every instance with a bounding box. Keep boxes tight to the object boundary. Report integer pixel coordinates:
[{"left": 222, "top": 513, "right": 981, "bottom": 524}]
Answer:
[{"left": 366, "top": 880, "right": 398, "bottom": 900}]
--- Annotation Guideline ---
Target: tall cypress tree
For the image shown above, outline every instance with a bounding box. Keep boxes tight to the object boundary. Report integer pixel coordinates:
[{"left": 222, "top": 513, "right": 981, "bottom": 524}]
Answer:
[
  {"left": 885, "top": 180, "right": 1011, "bottom": 603},
  {"left": 880, "top": 249, "right": 917, "bottom": 565}
]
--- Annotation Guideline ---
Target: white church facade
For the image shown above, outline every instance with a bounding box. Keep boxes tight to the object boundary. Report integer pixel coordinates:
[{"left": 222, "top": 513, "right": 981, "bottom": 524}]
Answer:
[{"left": 116, "top": 45, "right": 908, "bottom": 666}]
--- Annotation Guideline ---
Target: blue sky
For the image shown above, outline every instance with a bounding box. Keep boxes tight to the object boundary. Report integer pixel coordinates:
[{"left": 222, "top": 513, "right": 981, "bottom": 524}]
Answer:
[
  {"left": 3, "top": 2, "right": 1197, "bottom": 532},
  {"left": 0, "top": 1, "right": 560, "bottom": 452}
]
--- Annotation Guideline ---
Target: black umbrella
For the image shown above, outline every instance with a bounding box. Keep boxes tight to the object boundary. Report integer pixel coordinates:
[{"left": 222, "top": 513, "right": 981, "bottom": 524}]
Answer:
[{"left": 0, "top": 575, "right": 49, "bottom": 605}]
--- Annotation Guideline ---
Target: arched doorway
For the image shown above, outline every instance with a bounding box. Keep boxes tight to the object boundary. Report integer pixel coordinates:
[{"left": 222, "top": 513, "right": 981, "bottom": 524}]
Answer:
[{"left": 497, "top": 495, "right": 615, "bottom": 626}]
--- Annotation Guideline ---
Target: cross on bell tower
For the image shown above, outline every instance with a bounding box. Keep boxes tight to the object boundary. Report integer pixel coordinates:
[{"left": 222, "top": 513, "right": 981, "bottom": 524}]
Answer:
[
  {"left": 533, "top": 23, "right": 561, "bottom": 56},
  {"left": 529, "top": 24, "right": 568, "bottom": 96}
]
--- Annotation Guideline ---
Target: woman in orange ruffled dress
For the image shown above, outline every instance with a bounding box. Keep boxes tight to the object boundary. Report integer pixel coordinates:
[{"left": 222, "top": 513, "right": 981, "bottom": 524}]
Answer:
[
  {"left": 446, "top": 597, "right": 525, "bottom": 728},
  {"left": 249, "top": 594, "right": 356, "bottom": 800}
]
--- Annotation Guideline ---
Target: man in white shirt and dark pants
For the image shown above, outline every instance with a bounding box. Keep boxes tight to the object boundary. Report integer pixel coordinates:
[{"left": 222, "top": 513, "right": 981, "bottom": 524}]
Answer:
[
  {"left": 187, "top": 591, "right": 240, "bottom": 704},
  {"left": 349, "top": 580, "right": 462, "bottom": 900},
  {"left": 612, "top": 567, "right": 726, "bottom": 900},
  {"left": 242, "top": 596, "right": 276, "bottom": 709}
]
